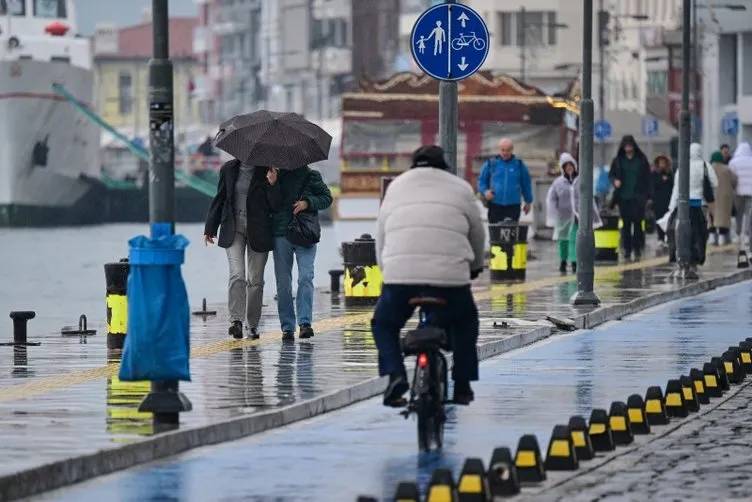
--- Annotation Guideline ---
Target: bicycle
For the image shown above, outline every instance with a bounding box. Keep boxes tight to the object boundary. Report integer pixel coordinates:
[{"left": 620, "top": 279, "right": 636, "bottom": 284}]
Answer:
[
  {"left": 451, "top": 32, "right": 486, "bottom": 52},
  {"left": 399, "top": 296, "right": 451, "bottom": 452}
]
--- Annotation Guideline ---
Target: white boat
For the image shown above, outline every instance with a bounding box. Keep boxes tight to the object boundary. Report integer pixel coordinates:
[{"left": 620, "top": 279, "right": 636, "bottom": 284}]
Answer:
[{"left": 0, "top": 0, "right": 101, "bottom": 226}]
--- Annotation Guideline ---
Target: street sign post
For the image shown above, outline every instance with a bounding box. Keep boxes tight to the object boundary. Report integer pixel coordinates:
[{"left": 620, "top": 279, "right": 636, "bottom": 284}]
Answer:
[
  {"left": 642, "top": 116, "right": 659, "bottom": 137},
  {"left": 594, "top": 120, "right": 611, "bottom": 141},
  {"left": 410, "top": 3, "right": 489, "bottom": 81},
  {"left": 722, "top": 112, "right": 739, "bottom": 137}
]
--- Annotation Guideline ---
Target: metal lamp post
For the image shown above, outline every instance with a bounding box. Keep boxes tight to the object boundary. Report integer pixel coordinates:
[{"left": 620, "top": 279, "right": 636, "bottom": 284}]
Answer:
[
  {"left": 439, "top": 0, "right": 458, "bottom": 174},
  {"left": 573, "top": 0, "right": 600, "bottom": 306}
]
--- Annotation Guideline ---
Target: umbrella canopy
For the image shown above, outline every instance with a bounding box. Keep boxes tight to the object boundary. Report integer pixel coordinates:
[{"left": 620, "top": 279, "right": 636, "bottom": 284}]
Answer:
[{"left": 214, "top": 110, "right": 332, "bottom": 170}]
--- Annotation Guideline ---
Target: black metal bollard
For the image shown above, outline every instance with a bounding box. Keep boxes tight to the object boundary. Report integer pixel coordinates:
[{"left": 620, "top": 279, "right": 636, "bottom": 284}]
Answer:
[
  {"left": 342, "top": 234, "right": 382, "bottom": 306},
  {"left": 328, "top": 269, "right": 344, "bottom": 294},
  {"left": 10, "top": 311, "right": 35, "bottom": 345},
  {"left": 489, "top": 221, "right": 528, "bottom": 281},
  {"left": 105, "top": 260, "right": 129, "bottom": 349}
]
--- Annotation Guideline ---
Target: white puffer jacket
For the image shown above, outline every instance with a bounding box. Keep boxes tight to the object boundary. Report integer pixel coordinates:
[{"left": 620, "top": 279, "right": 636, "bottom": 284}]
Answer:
[
  {"left": 668, "top": 143, "right": 719, "bottom": 212},
  {"left": 730, "top": 142, "right": 752, "bottom": 196},
  {"left": 376, "top": 167, "right": 485, "bottom": 286}
]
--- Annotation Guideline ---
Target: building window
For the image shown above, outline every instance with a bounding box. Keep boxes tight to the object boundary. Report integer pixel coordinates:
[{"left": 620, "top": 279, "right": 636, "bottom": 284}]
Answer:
[
  {"left": 498, "top": 12, "right": 512, "bottom": 46},
  {"left": 647, "top": 70, "right": 667, "bottom": 96},
  {"left": 0, "top": 0, "right": 26, "bottom": 15},
  {"left": 34, "top": 0, "right": 66, "bottom": 18},
  {"left": 498, "top": 10, "right": 557, "bottom": 48},
  {"left": 312, "top": 18, "right": 349, "bottom": 49},
  {"left": 547, "top": 12, "right": 558, "bottom": 45},
  {"left": 118, "top": 72, "right": 133, "bottom": 115}
]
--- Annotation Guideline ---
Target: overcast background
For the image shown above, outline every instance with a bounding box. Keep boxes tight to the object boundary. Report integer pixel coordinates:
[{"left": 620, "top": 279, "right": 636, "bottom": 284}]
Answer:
[{"left": 74, "top": 0, "right": 198, "bottom": 35}]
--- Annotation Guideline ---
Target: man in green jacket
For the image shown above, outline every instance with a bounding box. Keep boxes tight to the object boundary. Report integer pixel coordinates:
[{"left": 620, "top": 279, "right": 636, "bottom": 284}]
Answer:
[{"left": 272, "top": 166, "right": 333, "bottom": 340}]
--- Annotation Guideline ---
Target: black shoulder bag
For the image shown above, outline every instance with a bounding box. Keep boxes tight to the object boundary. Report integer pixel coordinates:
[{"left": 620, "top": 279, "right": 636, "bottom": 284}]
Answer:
[
  {"left": 703, "top": 162, "right": 715, "bottom": 204},
  {"left": 286, "top": 171, "right": 321, "bottom": 247}
]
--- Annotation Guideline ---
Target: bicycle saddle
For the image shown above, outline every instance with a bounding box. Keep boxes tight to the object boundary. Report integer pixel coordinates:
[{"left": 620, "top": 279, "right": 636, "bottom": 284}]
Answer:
[
  {"left": 408, "top": 296, "right": 448, "bottom": 307},
  {"left": 401, "top": 326, "right": 449, "bottom": 355}
]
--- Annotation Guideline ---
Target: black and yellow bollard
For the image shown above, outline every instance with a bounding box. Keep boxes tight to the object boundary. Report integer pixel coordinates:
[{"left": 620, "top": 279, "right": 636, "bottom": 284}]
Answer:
[
  {"left": 723, "top": 349, "right": 744, "bottom": 384},
  {"left": 626, "top": 394, "right": 651, "bottom": 434},
  {"left": 644, "top": 386, "right": 670, "bottom": 425},
  {"left": 710, "top": 357, "right": 731, "bottom": 390},
  {"left": 680, "top": 375, "right": 700, "bottom": 412},
  {"left": 393, "top": 482, "right": 420, "bottom": 502},
  {"left": 427, "top": 468, "right": 457, "bottom": 502},
  {"left": 568, "top": 415, "right": 595, "bottom": 460},
  {"left": 514, "top": 434, "right": 546, "bottom": 483},
  {"left": 342, "top": 235, "right": 382, "bottom": 306},
  {"left": 738, "top": 341, "right": 752, "bottom": 373},
  {"left": 488, "top": 447, "right": 520, "bottom": 497},
  {"left": 489, "top": 222, "right": 528, "bottom": 281},
  {"left": 588, "top": 409, "right": 615, "bottom": 452},
  {"left": 689, "top": 368, "right": 710, "bottom": 404},
  {"left": 608, "top": 401, "right": 634, "bottom": 445},
  {"left": 664, "top": 379, "right": 688, "bottom": 418},
  {"left": 458, "top": 458, "right": 487, "bottom": 502},
  {"left": 544, "top": 424, "right": 578, "bottom": 471},
  {"left": 594, "top": 213, "right": 619, "bottom": 261},
  {"left": 105, "top": 260, "right": 129, "bottom": 349},
  {"left": 702, "top": 363, "right": 723, "bottom": 398},
  {"left": 728, "top": 346, "right": 747, "bottom": 379}
]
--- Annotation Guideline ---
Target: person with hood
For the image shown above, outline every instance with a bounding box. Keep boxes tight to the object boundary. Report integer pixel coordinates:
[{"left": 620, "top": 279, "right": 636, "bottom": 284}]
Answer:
[
  {"left": 609, "top": 135, "right": 653, "bottom": 260},
  {"left": 204, "top": 162, "right": 281, "bottom": 339},
  {"left": 730, "top": 142, "right": 752, "bottom": 247},
  {"left": 651, "top": 154, "right": 674, "bottom": 244},
  {"left": 665, "top": 143, "right": 719, "bottom": 266},
  {"left": 373, "top": 145, "right": 485, "bottom": 407},
  {"left": 478, "top": 137, "right": 534, "bottom": 223},
  {"left": 546, "top": 153, "right": 578, "bottom": 273},
  {"left": 709, "top": 150, "right": 737, "bottom": 245}
]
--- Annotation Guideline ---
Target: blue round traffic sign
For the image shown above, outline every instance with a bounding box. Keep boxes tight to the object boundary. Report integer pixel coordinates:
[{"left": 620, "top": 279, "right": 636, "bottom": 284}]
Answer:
[
  {"left": 594, "top": 120, "right": 612, "bottom": 141},
  {"left": 410, "top": 3, "right": 489, "bottom": 81}
]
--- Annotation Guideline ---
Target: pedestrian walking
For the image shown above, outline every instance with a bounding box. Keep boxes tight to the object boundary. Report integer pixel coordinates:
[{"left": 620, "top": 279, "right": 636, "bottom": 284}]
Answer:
[
  {"left": 721, "top": 143, "right": 732, "bottom": 164},
  {"left": 665, "top": 143, "right": 718, "bottom": 267},
  {"left": 204, "top": 162, "right": 281, "bottom": 339},
  {"left": 651, "top": 154, "right": 674, "bottom": 244},
  {"left": 709, "top": 150, "right": 737, "bottom": 245},
  {"left": 477, "top": 137, "right": 533, "bottom": 223},
  {"left": 730, "top": 142, "right": 752, "bottom": 248},
  {"left": 609, "top": 135, "right": 653, "bottom": 260},
  {"left": 546, "top": 153, "right": 578, "bottom": 273},
  {"left": 211, "top": 110, "right": 334, "bottom": 341}
]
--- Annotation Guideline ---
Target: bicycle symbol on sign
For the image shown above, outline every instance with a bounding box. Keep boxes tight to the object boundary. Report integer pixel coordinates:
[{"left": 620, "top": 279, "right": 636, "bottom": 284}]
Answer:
[{"left": 451, "top": 32, "right": 486, "bottom": 51}]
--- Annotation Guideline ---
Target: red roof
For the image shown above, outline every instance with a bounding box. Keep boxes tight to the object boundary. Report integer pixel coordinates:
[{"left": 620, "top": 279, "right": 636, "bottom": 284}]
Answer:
[{"left": 99, "top": 17, "right": 198, "bottom": 59}]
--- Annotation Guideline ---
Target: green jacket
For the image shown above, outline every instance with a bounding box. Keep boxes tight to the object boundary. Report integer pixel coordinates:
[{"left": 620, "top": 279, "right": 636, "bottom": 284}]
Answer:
[{"left": 271, "top": 167, "right": 333, "bottom": 237}]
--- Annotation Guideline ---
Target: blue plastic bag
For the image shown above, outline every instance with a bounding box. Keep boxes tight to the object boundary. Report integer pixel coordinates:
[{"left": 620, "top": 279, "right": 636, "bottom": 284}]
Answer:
[{"left": 119, "top": 229, "right": 191, "bottom": 382}]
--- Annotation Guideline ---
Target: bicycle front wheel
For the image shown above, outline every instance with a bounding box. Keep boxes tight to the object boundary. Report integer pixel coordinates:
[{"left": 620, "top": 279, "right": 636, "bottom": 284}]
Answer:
[{"left": 473, "top": 38, "right": 486, "bottom": 51}]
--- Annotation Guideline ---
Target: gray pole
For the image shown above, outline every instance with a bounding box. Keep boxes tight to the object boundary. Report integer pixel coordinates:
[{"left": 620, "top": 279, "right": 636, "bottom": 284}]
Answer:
[
  {"left": 519, "top": 6, "right": 526, "bottom": 82},
  {"left": 597, "top": 0, "right": 606, "bottom": 170},
  {"left": 139, "top": 0, "right": 192, "bottom": 429},
  {"left": 148, "top": 0, "right": 174, "bottom": 227},
  {"left": 691, "top": 0, "right": 699, "bottom": 142},
  {"left": 573, "top": 0, "right": 600, "bottom": 306},
  {"left": 439, "top": 0, "right": 458, "bottom": 174},
  {"left": 675, "top": 0, "right": 696, "bottom": 279}
]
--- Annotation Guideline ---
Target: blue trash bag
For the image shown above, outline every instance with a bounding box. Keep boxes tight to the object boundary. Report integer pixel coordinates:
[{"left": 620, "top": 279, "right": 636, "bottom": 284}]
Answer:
[{"left": 119, "top": 229, "right": 191, "bottom": 382}]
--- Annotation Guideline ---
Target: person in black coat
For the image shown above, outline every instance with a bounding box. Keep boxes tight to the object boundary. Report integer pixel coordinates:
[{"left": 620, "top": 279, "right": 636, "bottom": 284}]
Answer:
[
  {"left": 651, "top": 154, "right": 673, "bottom": 243},
  {"left": 609, "top": 135, "right": 653, "bottom": 260},
  {"left": 204, "top": 160, "right": 281, "bottom": 339}
]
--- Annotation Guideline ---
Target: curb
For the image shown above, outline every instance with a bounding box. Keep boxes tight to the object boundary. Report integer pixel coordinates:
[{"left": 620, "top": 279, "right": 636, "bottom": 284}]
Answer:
[{"left": 1, "top": 268, "right": 750, "bottom": 501}]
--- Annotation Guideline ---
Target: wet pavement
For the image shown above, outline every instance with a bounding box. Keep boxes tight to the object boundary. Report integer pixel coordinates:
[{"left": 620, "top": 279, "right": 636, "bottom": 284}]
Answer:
[
  {"left": 0, "top": 240, "right": 743, "bottom": 487},
  {"left": 36, "top": 277, "right": 752, "bottom": 501}
]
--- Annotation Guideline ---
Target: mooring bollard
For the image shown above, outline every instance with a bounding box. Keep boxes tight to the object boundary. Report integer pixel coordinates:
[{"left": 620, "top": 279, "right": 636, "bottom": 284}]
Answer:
[
  {"left": 328, "top": 269, "right": 344, "bottom": 294},
  {"left": 1, "top": 311, "right": 40, "bottom": 347},
  {"left": 342, "top": 234, "right": 382, "bottom": 306},
  {"left": 594, "top": 212, "right": 620, "bottom": 261},
  {"left": 191, "top": 298, "right": 217, "bottom": 318},
  {"left": 105, "top": 259, "right": 129, "bottom": 349},
  {"left": 489, "top": 221, "right": 528, "bottom": 281},
  {"left": 61, "top": 314, "right": 97, "bottom": 343}
]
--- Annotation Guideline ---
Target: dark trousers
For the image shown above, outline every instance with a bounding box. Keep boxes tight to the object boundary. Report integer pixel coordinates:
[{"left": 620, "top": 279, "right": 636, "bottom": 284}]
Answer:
[
  {"left": 618, "top": 201, "right": 645, "bottom": 256},
  {"left": 371, "top": 284, "right": 479, "bottom": 383},
  {"left": 488, "top": 203, "right": 521, "bottom": 224}
]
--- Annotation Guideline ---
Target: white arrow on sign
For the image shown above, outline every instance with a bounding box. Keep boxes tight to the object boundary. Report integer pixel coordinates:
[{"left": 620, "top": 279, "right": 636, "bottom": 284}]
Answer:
[
  {"left": 457, "top": 56, "right": 468, "bottom": 71},
  {"left": 457, "top": 12, "right": 469, "bottom": 28}
]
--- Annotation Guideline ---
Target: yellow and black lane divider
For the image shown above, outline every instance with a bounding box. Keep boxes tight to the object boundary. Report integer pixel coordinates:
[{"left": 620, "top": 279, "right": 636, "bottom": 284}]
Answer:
[{"left": 368, "top": 340, "right": 752, "bottom": 501}]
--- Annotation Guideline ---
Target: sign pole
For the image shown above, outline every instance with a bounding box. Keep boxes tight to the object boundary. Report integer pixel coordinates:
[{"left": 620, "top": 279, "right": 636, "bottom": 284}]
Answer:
[
  {"left": 573, "top": 0, "right": 600, "bottom": 306},
  {"left": 439, "top": 0, "right": 458, "bottom": 175}
]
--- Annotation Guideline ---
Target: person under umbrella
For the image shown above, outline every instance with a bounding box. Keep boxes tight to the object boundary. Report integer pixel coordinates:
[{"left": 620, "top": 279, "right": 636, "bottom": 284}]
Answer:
[{"left": 213, "top": 111, "right": 333, "bottom": 341}]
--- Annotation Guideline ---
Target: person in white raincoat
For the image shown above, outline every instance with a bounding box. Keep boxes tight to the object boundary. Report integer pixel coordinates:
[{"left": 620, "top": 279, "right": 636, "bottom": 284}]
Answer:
[{"left": 547, "top": 153, "right": 578, "bottom": 273}]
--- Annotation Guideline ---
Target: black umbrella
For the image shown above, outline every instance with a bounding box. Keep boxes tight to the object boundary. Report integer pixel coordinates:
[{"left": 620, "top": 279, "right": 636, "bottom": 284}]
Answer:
[{"left": 213, "top": 110, "right": 332, "bottom": 169}]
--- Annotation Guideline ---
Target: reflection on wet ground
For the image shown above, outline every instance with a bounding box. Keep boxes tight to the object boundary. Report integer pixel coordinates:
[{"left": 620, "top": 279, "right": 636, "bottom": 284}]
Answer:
[
  {"left": 0, "top": 243, "right": 742, "bottom": 479},
  {"left": 39, "top": 280, "right": 752, "bottom": 502}
]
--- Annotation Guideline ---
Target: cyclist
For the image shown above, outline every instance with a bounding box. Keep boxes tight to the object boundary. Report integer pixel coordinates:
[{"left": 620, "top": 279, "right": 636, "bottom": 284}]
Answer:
[{"left": 372, "top": 145, "right": 485, "bottom": 407}]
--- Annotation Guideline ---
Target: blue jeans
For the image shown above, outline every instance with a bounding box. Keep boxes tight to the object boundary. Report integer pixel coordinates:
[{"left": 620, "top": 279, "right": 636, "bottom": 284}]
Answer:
[
  {"left": 273, "top": 237, "right": 316, "bottom": 333},
  {"left": 371, "top": 284, "right": 479, "bottom": 382}
]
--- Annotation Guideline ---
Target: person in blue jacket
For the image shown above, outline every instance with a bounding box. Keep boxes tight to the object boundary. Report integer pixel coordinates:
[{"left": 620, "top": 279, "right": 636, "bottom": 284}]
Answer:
[{"left": 477, "top": 137, "right": 534, "bottom": 223}]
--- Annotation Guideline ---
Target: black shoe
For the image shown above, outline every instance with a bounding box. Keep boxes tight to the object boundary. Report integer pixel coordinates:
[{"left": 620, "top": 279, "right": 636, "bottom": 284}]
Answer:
[
  {"left": 248, "top": 327, "right": 260, "bottom": 340},
  {"left": 383, "top": 373, "right": 409, "bottom": 407},
  {"left": 571, "top": 262, "right": 577, "bottom": 273},
  {"left": 559, "top": 260, "right": 567, "bottom": 273},
  {"left": 299, "top": 324, "right": 314, "bottom": 339},
  {"left": 282, "top": 331, "right": 295, "bottom": 341},
  {"left": 453, "top": 381, "right": 474, "bottom": 405},
  {"left": 229, "top": 321, "right": 243, "bottom": 339}
]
